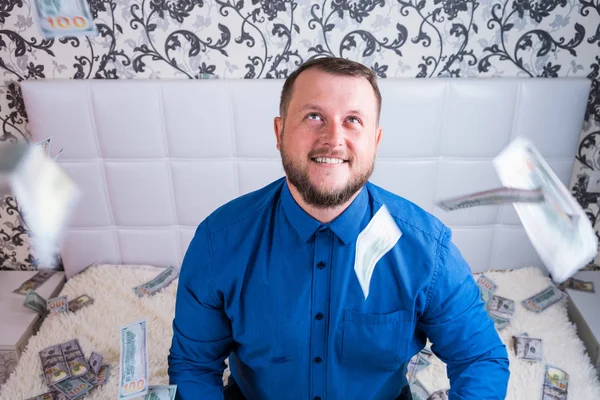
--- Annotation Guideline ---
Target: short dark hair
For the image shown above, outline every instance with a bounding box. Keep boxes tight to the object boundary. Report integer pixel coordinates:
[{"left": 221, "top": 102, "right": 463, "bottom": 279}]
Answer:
[{"left": 279, "top": 57, "right": 382, "bottom": 120}]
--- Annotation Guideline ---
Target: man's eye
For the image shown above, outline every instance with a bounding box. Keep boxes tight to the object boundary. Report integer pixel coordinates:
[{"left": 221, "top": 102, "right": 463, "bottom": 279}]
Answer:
[
  {"left": 347, "top": 116, "right": 360, "bottom": 124},
  {"left": 306, "top": 113, "right": 322, "bottom": 121}
]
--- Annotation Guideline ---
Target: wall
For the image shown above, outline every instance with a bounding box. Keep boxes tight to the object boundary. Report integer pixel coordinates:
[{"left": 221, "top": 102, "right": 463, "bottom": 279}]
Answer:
[{"left": 1, "top": 0, "right": 599, "bottom": 270}]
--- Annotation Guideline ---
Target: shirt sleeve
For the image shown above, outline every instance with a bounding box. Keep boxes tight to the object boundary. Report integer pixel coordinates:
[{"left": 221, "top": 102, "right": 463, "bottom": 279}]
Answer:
[
  {"left": 417, "top": 227, "right": 510, "bottom": 400},
  {"left": 168, "top": 220, "right": 232, "bottom": 400}
]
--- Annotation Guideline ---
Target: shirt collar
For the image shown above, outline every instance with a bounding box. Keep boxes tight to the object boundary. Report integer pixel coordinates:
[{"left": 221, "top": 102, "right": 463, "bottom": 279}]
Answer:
[{"left": 280, "top": 180, "right": 369, "bottom": 245}]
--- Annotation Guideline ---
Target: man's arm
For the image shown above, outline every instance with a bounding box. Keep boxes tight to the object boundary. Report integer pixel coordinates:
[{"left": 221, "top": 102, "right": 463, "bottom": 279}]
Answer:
[
  {"left": 418, "top": 227, "right": 510, "bottom": 399},
  {"left": 168, "top": 221, "right": 231, "bottom": 400}
]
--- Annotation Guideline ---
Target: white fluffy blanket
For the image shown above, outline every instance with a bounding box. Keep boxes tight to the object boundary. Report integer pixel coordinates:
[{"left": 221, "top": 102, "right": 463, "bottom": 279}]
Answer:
[{"left": 0, "top": 265, "right": 599, "bottom": 399}]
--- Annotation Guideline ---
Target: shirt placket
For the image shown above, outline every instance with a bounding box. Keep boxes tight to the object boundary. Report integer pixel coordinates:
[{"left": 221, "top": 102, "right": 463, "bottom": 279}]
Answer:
[{"left": 310, "top": 228, "right": 333, "bottom": 400}]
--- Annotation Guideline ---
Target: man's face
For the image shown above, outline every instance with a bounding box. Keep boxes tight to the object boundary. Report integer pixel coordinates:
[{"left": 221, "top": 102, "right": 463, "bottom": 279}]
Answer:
[{"left": 274, "top": 68, "right": 382, "bottom": 208}]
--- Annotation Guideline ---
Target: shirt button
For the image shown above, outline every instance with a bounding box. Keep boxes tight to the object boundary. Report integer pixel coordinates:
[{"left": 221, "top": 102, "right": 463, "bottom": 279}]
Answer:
[
  {"left": 317, "top": 261, "right": 326, "bottom": 269},
  {"left": 314, "top": 357, "right": 322, "bottom": 363},
  {"left": 315, "top": 312, "right": 324, "bottom": 320}
]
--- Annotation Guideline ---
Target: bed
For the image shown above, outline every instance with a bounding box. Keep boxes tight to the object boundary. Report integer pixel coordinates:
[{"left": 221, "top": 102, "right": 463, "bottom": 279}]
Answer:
[{"left": 1, "top": 77, "right": 599, "bottom": 399}]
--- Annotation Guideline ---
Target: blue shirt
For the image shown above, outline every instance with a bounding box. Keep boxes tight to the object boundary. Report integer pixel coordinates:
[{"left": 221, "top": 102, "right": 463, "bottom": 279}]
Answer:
[{"left": 168, "top": 177, "right": 510, "bottom": 400}]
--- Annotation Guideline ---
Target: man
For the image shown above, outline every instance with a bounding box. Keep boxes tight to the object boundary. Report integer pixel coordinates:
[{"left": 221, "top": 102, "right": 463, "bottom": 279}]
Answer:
[{"left": 168, "top": 57, "right": 510, "bottom": 399}]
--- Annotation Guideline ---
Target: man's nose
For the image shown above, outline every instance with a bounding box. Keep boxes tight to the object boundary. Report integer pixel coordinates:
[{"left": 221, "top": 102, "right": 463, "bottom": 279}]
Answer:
[{"left": 322, "top": 122, "right": 345, "bottom": 147}]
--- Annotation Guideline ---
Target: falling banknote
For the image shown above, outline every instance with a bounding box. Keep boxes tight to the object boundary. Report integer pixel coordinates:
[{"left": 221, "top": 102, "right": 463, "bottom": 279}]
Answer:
[
  {"left": 543, "top": 365, "right": 569, "bottom": 399},
  {"left": 119, "top": 319, "right": 149, "bottom": 400},
  {"left": 14, "top": 270, "right": 55, "bottom": 295},
  {"left": 437, "top": 187, "right": 544, "bottom": 211},
  {"left": 133, "top": 266, "right": 180, "bottom": 297},
  {"left": 494, "top": 137, "right": 598, "bottom": 283},
  {"left": 24, "top": 290, "right": 48, "bottom": 316}
]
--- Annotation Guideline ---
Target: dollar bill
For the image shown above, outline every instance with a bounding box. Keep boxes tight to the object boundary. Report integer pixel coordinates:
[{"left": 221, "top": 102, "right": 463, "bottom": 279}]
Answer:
[
  {"left": 512, "top": 335, "right": 543, "bottom": 362},
  {"left": 494, "top": 137, "right": 598, "bottom": 284},
  {"left": 95, "top": 364, "right": 110, "bottom": 386},
  {"left": 522, "top": 286, "right": 567, "bottom": 313},
  {"left": 40, "top": 344, "right": 71, "bottom": 385},
  {"left": 407, "top": 347, "right": 434, "bottom": 382},
  {"left": 559, "top": 278, "right": 595, "bottom": 293},
  {"left": 62, "top": 339, "right": 90, "bottom": 378},
  {"left": 119, "top": 320, "right": 149, "bottom": 399},
  {"left": 25, "top": 392, "right": 56, "bottom": 400},
  {"left": 437, "top": 187, "right": 544, "bottom": 211},
  {"left": 145, "top": 385, "right": 178, "bottom": 400},
  {"left": 52, "top": 377, "right": 93, "bottom": 399},
  {"left": 489, "top": 313, "right": 510, "bottom": 330},
  {"left": 133, "top": 266, "right": 179, "bottom": 297},
  {"left": 426, "top": 389, "right": 449, "bottom": 400},
  {"left": 14, "top": 270, "right": 56, "bottom": 295},
  {"left": 88, "top": 351, "right": 103, "bottom": 375},
  {"left": 476, "top": 275, "right": 497, "bottom": 303},
  {"left": 487, "top": 294, "right": 515, "bottom": 320},
  {"left": 409, "top": 380, "right": 430, "bottom": 400},
  {"left": 33, "top": 0, "right": 98, "bottom": 39},
  {"left": 68, "top": 294, "right": 94, "bottom": 312},
  {"left": 542, "top": 365, "right": 569, "bottom": 399},
  {"left": 48, "top": 296, "right": 69, "bottom": 314},
  {"left": 24, "top": 290, "right": 48, "bottom": 315}
]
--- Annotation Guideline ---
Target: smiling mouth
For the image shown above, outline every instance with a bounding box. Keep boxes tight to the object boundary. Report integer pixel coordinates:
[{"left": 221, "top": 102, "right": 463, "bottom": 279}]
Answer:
[{"left": 311, "top": 157, "right": 347, "bottom": 164}]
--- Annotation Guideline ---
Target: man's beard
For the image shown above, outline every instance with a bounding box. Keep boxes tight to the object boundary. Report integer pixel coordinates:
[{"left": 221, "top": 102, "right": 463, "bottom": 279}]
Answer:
[{"left": 279, "top": 137, "right": 374, "bottom": 209}]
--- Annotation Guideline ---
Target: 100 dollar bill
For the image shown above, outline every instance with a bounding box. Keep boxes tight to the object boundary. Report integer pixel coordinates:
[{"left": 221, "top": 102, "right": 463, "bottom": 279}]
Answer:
[
  {"left": 119, "top": 320, "right": 148, "bottom": 400},
  {"left": 133, "top": 266, "right": 179, "bottom": 297},
  {"left": 145, "top": 385, "right": 178, "bottom": 400}
]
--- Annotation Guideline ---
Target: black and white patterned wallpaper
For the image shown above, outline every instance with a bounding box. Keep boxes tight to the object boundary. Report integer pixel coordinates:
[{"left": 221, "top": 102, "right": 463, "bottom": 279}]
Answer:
[{"left": 1, "top": 0, "right": 599, "bottom": 270}]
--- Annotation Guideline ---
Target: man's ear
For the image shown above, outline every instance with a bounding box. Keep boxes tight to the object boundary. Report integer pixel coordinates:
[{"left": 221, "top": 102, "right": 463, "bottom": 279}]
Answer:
[
  {"left": 274, "top": 117, "right": 283, "bottom": 151},
  {"left": 375, "top": 126, "right": 382, "bottom": 148}
]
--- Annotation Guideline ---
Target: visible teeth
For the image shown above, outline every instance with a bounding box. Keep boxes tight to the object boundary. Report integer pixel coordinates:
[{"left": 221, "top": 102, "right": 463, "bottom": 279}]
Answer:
[{"left": 314, "top": 157, "right": 344, "bottom": 164}]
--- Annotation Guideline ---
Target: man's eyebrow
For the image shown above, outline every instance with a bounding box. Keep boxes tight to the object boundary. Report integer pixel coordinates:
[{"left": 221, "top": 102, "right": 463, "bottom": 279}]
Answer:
[{"left": 299, "top": 104, "right": 364, "bottom": 116}]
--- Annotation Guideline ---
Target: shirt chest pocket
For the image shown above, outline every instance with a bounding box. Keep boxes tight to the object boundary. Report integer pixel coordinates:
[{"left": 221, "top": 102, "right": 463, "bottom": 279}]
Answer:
[{"left": 339, "top": 308, "right": 413, "bottom": 371}]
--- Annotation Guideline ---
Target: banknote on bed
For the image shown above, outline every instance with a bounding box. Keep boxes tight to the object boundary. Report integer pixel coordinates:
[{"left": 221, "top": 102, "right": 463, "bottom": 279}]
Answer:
[
  {"left": 559, "top": 277, "right": 595, "bottom": 293},
  {"left": 119, "top": 320, "right": 149, "bottom": 399},
  {"left": 133, "top": 266, "right": 179, "bottom": 297},
  {"left": 145, "top": 385, "right": 178, "bottom": 400},
  {"left": 522, "top": 286, "right": 567, "bottom": 313},
  {"left": 14, "top": 270, "right": 55, "bottom": 295},
  {"left": 68, "top": 294, "right": 94, "bottom": 312},
  {"left": 48, "top": 296, "right": 69, "bottom": 314},
  {"left": 40, "top": 344, "right": 71, "bottom": 386},
  {"left": 487, "top": 294, "right": 515, "bottom": 320},
  {"left": 543, "top": 365, "right": 569, "bottom": 399},
  {"left": 62, "top": 339, "right": 90, "bottom": 378},
  {"left": 24, "top": 290, "right": 48, "bottom": 315},
  {"left": 476, "top": 275, "right": 497, "bottom": 304},
  {"left": 512, "top": 335, "right": 543, "bottom": 362},
  {"left": 52, "top": 377, "right": 93, "bottom": 399}
]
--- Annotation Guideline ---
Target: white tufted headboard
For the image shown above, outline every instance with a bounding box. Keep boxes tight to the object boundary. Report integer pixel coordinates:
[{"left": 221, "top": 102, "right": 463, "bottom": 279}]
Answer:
[{"left": 20, "top": 78, "right": 591, "bottom": 278}]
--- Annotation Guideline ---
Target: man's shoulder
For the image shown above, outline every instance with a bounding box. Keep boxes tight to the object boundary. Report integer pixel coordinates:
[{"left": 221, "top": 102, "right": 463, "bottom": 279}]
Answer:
[
  {"left": 366, "top": 181, "right": 448, "bottom": 242},
  {"left": 203, "top": 177, "right": 285, "bottom": 234}
]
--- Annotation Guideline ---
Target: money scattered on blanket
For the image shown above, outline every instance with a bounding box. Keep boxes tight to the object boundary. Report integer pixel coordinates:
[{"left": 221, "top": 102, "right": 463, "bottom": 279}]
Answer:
[
  {"left": 409, "top": 379, "right": 430, "bottom": 400},
  {"left": 133, "top": 266, "right": 179, "bottom": 297},
  {"left": 522, "top": 286, "right": 567, "bottom": 313},
  {"left": 407, "top": 347, "right": 434, "bottom": 382},
  {"left": 88, "top": 352, "right": 103, "bottom": 376},
  {"left": 558, "top": 277, "right": 595, "bottom": 293},
  {"left": 512, "top": 333, "right": 543, "bottom": 362},
  {"left": 14, "top": 270, "right": 56, "bottom": 295},
  {"left": 436, "top": 187, "right": 545, "bottom": 211},
  {"left": 48, "top": 296, "right": 69, "bottom": 315},
  {"left": 487, "top": 294, "right": 515, "bottom": 320},
  {"left": 119, "top": 319, "right": 149, "bottom": 399},
  {"left": 543, "top": 365, "right": 569, "bottom": 399},
  {"left": 427, "top": 389, "right": 450, "bottom": 400},
  {"left": 68, "top": 294, "right": 95, "bottom": 312},
  {"left": 145, "top": 385, "right": 178, "bottom": 400},
  {"left": 24, "top": 290, "right": 49, "bottom": 316},
  {"left": 34, "top": 339, "right": 109, "bottom": 399}
]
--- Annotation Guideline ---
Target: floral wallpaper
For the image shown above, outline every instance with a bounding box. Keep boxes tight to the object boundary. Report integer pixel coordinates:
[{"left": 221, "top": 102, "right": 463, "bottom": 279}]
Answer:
[{"left": 0, "top": 0, "right": 599, "bottom": 270}]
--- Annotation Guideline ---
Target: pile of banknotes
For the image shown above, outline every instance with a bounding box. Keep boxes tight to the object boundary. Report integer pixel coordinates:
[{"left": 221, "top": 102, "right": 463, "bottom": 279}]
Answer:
[
  {"left": 133, "top": 266, "right": 179, "bottom": 297},
  {"left": 26, "top": 339, "right": 109, "bottom": 400}
]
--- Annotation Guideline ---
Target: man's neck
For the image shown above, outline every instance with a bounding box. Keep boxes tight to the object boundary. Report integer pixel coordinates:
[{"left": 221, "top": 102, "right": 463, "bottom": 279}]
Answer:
[{"left": 286, "top": 179, "right": 360, "bottom": 224}]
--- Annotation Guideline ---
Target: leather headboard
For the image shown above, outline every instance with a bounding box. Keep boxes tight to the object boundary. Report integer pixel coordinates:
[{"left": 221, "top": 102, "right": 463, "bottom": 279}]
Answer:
[{"left": 20, "top": 78, "right": 591, "bottom": 278}]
